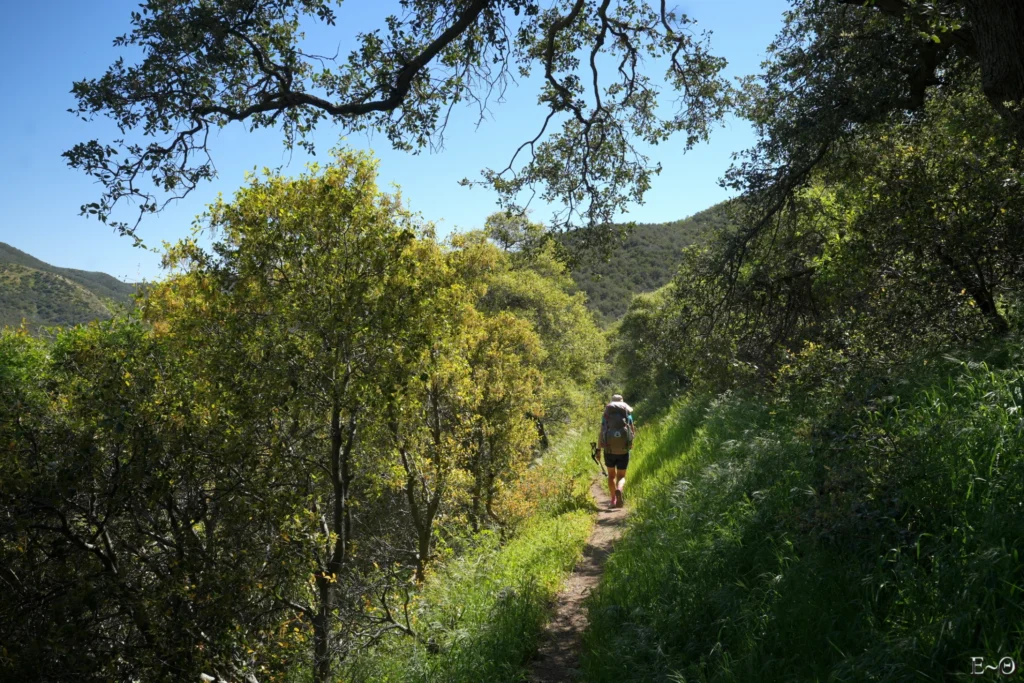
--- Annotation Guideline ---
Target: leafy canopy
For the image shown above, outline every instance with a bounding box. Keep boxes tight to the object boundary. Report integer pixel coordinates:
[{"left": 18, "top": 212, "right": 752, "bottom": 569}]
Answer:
[{"left": 66, "top": 0, "right": 730, "bottom": 242}]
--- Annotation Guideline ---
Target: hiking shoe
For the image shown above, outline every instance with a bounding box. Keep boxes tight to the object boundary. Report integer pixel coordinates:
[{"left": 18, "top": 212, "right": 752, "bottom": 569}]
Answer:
[
  {"left": 616, "top": 489, "right": 625, "bottom": 507},
  {"left": 609, "top": 492, "right": 619, "bottom": 509}
]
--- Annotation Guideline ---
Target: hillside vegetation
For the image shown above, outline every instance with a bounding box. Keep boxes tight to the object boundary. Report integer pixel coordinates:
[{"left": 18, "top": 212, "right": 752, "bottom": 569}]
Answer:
[
  {"left": 568, "top": 202, "right": 732, "bottom": 323},
  {"left": 0, "top": 152, "right": 608, "bottom": 683},
  {"left": 0, "top": 242, "right": 137, "bottom": 329},
  {"left": 349, "top": 434, "right": 598, "bottom": 682},
  {"left": 597, "top": 46, "right": 1024, "bottom": 682},
  {"left": 6, "top": 0, "right": 1024, "bottom": 679},
  {"left": 585, "top": 343, "right": 1024, "bottom": 681}
]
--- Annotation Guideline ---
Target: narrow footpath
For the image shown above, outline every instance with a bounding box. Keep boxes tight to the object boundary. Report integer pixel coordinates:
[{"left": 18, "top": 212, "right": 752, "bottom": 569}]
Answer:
[{"left": 528, "top": 478, "right": 628, "bottom": 682}]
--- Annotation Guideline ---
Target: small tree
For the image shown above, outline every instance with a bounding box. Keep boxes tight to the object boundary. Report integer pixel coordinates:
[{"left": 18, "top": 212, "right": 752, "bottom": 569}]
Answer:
[{"left": 150, "top": 149, "right": 433, "bottom": 681}]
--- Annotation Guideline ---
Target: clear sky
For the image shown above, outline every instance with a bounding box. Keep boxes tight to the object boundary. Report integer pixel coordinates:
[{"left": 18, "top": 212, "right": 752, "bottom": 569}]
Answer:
[{"left": 0, "top": 0, "right": 788, "bottom": 283}]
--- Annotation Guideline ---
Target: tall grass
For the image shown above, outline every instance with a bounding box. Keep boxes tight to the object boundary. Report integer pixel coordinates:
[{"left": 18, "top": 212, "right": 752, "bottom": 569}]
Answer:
[
  {"left": 348, "top": 432, "right": 598, "bottom": 682},
  {"left": 583, "top": 345, "right": 1024, "bottom": 681}
]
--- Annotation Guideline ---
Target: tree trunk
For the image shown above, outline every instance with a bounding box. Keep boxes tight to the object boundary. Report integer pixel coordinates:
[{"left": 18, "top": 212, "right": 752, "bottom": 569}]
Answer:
[
  {"left": 415, "top": 525, "right": 432, "bottom": 583},
  {"left": 417, "top": 387, "right": 446, "bottom": 581},
  {"left": 470, "top": 429, "right": 485, "bottom": 533},
  {"left": 398, "top": 442, "right": 440, "bottom": 584},
  {"left": 394, "top": 385, "right": 447, "bottom": 583},
  {"left": 972, "top": 285, "right": 1009, "bottom": 334},
  {"left": 312, "top": 580, "right": 334, "bottom": 683},
  {"left": 404, "top": 462, "right": 441, "bottom": 583},
  {"left": 533, "top": 415, "right": 550, "bottom": 450},
  {"left": 484, "top": 465, "right": 500, "bottom": 526},
  {"left": 936, "top": 248, "right": 1010, "bottom": 334},
  {"left": 965, "top": 0, "right": 1024, "bottom": 144},
  {"left": 312, "top": 399, "right": 357, "bottom": 683}
]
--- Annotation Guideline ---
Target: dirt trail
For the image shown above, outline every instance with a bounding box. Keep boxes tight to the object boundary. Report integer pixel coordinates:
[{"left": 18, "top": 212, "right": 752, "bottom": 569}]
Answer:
[{"left": 528, "top": 478, "right": 628, "bottom": 682}]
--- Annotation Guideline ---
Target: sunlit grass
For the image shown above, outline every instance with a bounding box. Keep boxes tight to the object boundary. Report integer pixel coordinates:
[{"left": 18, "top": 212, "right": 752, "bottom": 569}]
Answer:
[
  {"left": 348, "top": 431, "right": 597, "bottom": 683},
  {"left": 583, "top": 344, "right": 1024, "bottom": 682}
]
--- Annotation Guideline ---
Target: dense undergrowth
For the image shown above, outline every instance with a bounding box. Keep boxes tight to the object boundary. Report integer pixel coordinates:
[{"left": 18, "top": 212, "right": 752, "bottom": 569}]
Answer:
[
  {"left": 346, "top": 432, "right": 598, "bottom": 683},
  {"left": 584, "top": 340, "right": 1024, "bottom": 681}
]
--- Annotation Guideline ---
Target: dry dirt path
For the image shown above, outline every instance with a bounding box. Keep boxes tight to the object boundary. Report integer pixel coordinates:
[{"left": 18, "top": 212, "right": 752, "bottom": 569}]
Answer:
[{"left": 528, "top": 478, "right": 628, "bottom": 682}]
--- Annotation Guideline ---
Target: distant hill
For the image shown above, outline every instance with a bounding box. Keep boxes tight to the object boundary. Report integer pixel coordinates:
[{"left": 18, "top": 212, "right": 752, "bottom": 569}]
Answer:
[
  {"left": 0, "top": 243, "right": 138, "bottom": 330},
  {"left": 570, "top": 201, "right": 735, "bottom": 323}
]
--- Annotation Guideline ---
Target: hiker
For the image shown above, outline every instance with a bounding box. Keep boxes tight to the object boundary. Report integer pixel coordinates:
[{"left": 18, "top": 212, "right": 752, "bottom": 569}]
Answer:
[{"left": 598, "top": 393, "right": 633, "bottom": 508}]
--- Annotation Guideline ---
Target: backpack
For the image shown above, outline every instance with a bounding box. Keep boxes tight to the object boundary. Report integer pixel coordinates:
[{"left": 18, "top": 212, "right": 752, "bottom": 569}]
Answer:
[{"left": 602, "top": 404, "right": 633, "bottom": 454}]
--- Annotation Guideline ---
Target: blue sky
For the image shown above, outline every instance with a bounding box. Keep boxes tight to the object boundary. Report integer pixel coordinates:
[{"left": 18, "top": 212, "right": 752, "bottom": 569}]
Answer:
[{"left": 0, "top": 0, "right": 788, "bottom": 282}]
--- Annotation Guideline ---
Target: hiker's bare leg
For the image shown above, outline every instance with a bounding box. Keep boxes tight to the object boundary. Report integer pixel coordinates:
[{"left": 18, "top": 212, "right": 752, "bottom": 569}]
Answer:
[
  {"left": 607, "top": 466, "right": 618, "bottom": 502},
  {"left": 616, "top": 470, "right": 626, "bottom": 496}
]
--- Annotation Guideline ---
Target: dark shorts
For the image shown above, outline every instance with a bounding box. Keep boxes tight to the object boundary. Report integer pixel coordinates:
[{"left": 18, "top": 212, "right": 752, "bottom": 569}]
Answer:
[{"left": 604, "top": 452, "right": 630, "bottom": 470}]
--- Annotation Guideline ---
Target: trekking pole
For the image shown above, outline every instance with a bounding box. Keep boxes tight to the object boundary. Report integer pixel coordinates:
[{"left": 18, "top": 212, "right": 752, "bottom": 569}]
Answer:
[{"left": 590, "top": 442, "right": 607, "bottom": 476}]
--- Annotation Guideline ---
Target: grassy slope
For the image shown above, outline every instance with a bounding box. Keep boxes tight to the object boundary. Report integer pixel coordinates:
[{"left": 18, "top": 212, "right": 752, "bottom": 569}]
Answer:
[
  {"left": 570, "top": 202, "right": 732, "bottom": 324},
  {"left": 0, "top": 242, "right": 137, "bottom": 329},
  {"left": 348, "top": 431, "right": 602, "bottom": 683},
  {"left": 583, "top": 344, "right": 1024, "bottom": 682}
]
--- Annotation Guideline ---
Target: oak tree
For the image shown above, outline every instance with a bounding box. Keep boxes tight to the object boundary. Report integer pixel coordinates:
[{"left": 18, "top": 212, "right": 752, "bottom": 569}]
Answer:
[{"left": 65, "top": 0, "right": 730, "bottom": 241}]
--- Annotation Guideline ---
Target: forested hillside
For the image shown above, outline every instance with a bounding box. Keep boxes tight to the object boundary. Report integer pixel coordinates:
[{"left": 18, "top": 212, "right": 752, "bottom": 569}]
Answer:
[
  {"left": 568, "top": 201, "right": 732, "bottom": 322},
  {"left": 0, "top": 242, "right": 137, "bottom": 329}
]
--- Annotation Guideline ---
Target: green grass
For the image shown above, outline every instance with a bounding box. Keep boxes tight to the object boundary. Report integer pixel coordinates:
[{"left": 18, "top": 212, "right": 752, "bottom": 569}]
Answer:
[
  {"left": 347, "top": 432, "right": 599, "bottom": 683},
  {"left": 583, "top": 344, "right": 1024, "bottom": 682}
]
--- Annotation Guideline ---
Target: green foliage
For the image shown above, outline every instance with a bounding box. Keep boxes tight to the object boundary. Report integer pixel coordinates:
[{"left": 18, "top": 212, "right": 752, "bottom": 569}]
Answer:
[
  {"left": 470, "top": 224, "right": 608, "bottom": 429},
  {"left": 0, "top": 150, "right": 607, "bottom": 682},
  {"left": 612, "top": 284, "right": 684, "bottom": 403},
  {"left": 597, "top": 17, "right": 1024, "bottom": 680},
  {"left": 728, "top": 0, "right": 1024, "bottom": 248},
  {"left": 816, "top": 80, "right": 1024, "bottom": 336},
  {"left": 349, "top": 433, "right": 597, "bottom": 683},
  {"left": 618, "top": 80, "right": 1024, "bottom": 401},
  {"left": 352, "top": 511, "right": 592, "bottom": 683},
  {"left": 0, "top": 317, "right": 301, "bottom": 682},
  {"left": 0, "top": 243, "right": 138, "bottom": 330},
  {"left": 67, "top": 0, "right": 1024, "bottom": 246},
  {"left": 147, "top": 149, "right": 563, "bottom": 678},
  {"left": 569, "top": 202, "right": 732, "bottom": 323},
  {"left": 583, "top": 342, "right": 1024, "bottom": 681},
  {"left": 67, "top": 0, "right": 729, "bottom": 239}
]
